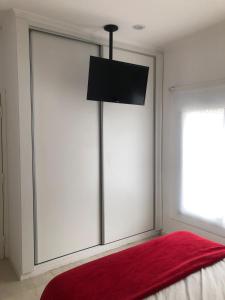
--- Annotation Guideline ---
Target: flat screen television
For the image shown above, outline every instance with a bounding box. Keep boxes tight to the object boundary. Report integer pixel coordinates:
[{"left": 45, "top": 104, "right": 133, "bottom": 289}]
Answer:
[{"left": 87, "top": 56, "right": 149, "bottom": 105}]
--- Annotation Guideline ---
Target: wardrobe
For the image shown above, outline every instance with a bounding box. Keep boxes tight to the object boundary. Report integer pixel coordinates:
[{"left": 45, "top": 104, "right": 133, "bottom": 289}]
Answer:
[{"left": 30, "top": 30, "right": 155, "bottom": 264}]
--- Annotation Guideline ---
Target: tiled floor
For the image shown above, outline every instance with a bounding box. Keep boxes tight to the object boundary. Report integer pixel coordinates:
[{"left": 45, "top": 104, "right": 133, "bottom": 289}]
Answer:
[{"left": 0, "top": 239, "right": 147, "bottom": 300}]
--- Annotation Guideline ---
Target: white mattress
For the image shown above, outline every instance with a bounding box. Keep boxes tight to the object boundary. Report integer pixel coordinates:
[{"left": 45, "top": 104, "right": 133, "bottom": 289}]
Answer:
[{"left": 146, "top": 258, "right": 225, "bottom": 300}]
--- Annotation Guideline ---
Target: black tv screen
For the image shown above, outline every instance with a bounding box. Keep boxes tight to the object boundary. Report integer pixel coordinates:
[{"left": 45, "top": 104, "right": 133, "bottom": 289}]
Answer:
[{"left": 87, "top": 56, "right": 149, "bottom": 105}]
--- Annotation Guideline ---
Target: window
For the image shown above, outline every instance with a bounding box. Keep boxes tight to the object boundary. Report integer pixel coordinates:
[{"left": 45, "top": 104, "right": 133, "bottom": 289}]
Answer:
[
  {"left": 181, "top": 108, "right": 225, "bottom": 226},
  {"left": 170, "top": 84, "right": 225, "bottom": 234}
]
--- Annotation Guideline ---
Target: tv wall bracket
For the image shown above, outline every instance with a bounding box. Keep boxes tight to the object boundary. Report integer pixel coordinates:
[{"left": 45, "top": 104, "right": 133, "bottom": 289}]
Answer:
[{"left": 104, "top": 24, "right": 119, "bottom": 60}]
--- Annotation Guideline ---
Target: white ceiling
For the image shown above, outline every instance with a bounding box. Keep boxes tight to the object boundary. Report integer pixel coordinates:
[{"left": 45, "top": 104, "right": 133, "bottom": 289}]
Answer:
[{"left": 1, "top": 0, "right": 225, "bottom": 49}]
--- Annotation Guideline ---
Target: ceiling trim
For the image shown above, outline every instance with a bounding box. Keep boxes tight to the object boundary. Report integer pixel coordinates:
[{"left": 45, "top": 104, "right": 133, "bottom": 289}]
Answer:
[{"left": 13, "top": 8, "right": 163, "bottom": 55}]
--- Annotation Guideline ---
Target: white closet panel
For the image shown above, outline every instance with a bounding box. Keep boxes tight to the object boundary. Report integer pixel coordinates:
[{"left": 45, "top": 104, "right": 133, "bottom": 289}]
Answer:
[
  {"left": 30, "top": 31, "right": 101, "bottom": 263},
  {"left": 102, "top": 48, "right": 155, "bottom": 243}
]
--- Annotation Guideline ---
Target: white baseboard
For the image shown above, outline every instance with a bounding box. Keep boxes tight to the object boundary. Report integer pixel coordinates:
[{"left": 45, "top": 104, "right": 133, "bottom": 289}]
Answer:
[{"left": 20, "top": 230, "right": 160, "bottom": 280}]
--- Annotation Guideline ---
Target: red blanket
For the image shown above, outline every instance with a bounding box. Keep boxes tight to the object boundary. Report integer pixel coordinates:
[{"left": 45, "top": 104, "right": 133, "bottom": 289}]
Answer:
[{"left": 41, "top": 231, "right": 225, "bottom": 300}]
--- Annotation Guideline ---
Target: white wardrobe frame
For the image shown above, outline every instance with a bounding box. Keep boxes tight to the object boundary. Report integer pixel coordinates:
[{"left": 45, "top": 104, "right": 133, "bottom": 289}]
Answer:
[{"left": 3, "top": 9, "right": 163, "bottom": 279}]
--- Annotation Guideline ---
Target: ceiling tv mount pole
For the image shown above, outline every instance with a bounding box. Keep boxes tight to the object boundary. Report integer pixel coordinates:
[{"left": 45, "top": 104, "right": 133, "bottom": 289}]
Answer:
[{"left": 104, "top": 24, "right": 119, "bottom": 60}]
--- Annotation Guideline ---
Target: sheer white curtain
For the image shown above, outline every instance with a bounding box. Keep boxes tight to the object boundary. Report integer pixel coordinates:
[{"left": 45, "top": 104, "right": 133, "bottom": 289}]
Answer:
[
  {"left": 172, "top": 84, "right": 225, "bottom": 228},
  {"left": 181, "top": 108, "right": 225, "bottom": 225}
]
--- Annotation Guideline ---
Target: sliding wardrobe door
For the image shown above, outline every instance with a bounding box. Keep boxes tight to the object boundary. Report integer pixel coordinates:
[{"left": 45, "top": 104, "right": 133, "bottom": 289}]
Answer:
[
  {"left": 30, "top": 31, "right": 101, "bottom": 263},
  {"left": 102, "top": 47, "right": 155, "bottom": 243}
]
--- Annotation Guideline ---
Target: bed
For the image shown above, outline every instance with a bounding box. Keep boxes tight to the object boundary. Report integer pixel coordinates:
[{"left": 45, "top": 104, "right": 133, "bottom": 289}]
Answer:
[
  {"left": 41, "top": 231, "right": 225, "bottom": 300},
  {"left": 148, "top": 258, "right": 225, "bottom": 300}
]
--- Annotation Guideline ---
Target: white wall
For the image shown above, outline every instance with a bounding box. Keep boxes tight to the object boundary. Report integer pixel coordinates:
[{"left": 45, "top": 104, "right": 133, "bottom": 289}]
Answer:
[
  {"left": 163, "top": 20, "right": 225, "bottom": 243},
  {"left": 0, "top": 11, "right": 23, "bottom": 274},
  {"left": 0, "top": 18, "right": 3, "bottom": 88},
  {"left": 0, "top": 14, "right": 3, "bottom": 259},
  {"left": 0, "top": 11, "right": 34, "bottom": 276}
]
